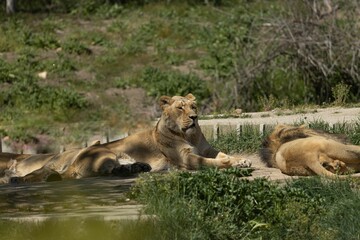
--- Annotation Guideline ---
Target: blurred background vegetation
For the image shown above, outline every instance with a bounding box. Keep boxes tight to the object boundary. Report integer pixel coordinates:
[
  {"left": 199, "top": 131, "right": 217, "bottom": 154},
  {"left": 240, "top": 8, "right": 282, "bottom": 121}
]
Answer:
[{"left": 0, "top": 0, "right": 359, "bottom": 148}]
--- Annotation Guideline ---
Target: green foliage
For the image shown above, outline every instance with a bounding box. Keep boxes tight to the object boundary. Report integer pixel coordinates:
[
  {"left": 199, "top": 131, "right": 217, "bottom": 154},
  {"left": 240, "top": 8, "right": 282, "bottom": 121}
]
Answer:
[
  {"left": 22, "top": 31, "right": 60, "bottom": 49},
  {"left": 46, "top": 54, "right": 77, "bottom": 77},
  {"left": 210, "top": 125, "right": 270, "bottom": 153},
  {"left": 2, "top": 80, "right": 87, "bottom": 111},
  {"left": 133, "top": 169, "right": 360, "bottom": 239},
  {"left": 332, "top": 82, "right": 351, "bottom": 106},
  {"left": 0, "top": 59, "right": 87, "bottom": 112},
  {"left": 137, "top": 67, "right": 210, "bottom": 100},
  {"left": 62, "top": 38, "right": 92, "bottom": 55}
]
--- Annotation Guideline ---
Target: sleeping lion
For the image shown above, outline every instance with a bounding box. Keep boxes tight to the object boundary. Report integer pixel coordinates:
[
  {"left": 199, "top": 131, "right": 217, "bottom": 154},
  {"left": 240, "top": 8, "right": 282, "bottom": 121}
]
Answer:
[
  {"left": 260, "top": 124, "right": 360, "bottom": 177},
  {"left": 0, "top": 93, "right": 251, "bottom": 183}
]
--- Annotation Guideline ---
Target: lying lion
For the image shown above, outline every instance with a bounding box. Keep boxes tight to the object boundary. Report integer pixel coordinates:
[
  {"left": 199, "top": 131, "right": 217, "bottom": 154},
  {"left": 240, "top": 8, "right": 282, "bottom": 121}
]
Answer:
[
  {"left": 0, "top": 143, "right": 151, "bottom": 184},
  {"left": 0, "top": 93, "right": 251, "bottom": 183},
  {"left": 260, "top": 124, "right": 360, "bottom": 177},
  {"left": 101, "top": 93, "right": 251, "bottom": 171}
]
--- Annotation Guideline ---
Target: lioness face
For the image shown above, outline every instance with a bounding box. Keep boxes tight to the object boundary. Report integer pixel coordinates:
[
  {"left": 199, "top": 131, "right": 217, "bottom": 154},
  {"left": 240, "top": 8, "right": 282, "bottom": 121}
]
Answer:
[{"left": 159, "top": 93, "right": 198, "bottom": 134}]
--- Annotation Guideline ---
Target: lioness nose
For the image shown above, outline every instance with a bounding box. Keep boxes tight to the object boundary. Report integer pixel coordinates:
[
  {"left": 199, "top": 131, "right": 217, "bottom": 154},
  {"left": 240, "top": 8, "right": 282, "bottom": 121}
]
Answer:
[{"left": 189, "top": 114, "right": 197, "bottom": 120}]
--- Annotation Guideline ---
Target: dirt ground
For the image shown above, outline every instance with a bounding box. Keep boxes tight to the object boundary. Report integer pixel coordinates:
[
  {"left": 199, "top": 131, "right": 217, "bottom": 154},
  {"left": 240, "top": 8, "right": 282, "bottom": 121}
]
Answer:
[{"left": 199, "top": 106, "right": 360, "bottom": 126}]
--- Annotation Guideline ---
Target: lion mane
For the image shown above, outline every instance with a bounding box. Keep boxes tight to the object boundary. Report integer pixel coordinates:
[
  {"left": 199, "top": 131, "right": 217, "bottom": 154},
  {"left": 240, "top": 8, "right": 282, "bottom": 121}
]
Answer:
[{"left": 260, "top": 124, "right": 360, "bottom": 177}]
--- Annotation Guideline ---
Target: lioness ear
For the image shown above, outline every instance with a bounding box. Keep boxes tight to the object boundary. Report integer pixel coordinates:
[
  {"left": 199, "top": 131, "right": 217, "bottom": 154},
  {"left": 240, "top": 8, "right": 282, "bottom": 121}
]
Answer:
[
  {"left": 185, "top": 93, "right": 196, "bottom": 101},
  {"left": 159, "top": 96, "right": 173, "bottom": 110}
]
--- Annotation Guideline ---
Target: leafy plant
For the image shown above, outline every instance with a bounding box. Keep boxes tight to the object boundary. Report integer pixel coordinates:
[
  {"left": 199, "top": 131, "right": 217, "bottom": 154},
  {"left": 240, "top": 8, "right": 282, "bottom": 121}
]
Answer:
[
  {"left": 22, "top": 31, "right": 60, "bottom": 49},
  {"left": 62, "top": 38, "right": 92, "bottom": 55},
  {"left": 138, "top": 67, "right": 210, "bottom": 101},
  {"left": 332, "top": 82, "right": 351, "bottom": 106}
]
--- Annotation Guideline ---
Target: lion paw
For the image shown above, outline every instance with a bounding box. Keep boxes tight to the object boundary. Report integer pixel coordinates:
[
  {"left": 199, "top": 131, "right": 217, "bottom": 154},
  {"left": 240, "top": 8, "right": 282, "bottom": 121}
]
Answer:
[
  {"left": 112, "top": 162, "right": 152, "bottom": 176},
  {"left": 232, "top": 159, "right": 252, "bottom": 168}
]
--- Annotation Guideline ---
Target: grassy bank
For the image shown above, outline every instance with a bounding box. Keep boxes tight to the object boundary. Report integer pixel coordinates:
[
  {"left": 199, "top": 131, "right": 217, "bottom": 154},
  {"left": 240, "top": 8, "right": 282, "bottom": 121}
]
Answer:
[
  {"left": 131, "top": 170, "right": 360, "bottom": 240},
  {"left": 1, "top": 0, "right": 360, "bottom": 144}
]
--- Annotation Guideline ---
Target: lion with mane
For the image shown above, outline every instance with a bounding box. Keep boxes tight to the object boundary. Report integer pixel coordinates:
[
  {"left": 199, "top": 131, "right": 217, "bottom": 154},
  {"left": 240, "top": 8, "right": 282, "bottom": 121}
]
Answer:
[
  {"left": 0, "top": 93, "right": 251, "bottom": 183},
  {"left": 260, "top": 124, "right": 360, "bottom": 177}
]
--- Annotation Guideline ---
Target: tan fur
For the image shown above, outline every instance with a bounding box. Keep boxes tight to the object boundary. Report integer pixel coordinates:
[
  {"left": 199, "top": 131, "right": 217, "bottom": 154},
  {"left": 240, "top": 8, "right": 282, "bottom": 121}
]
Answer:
[
  {"left": 0, "top": 93, "right": 250, "bottom": 184},
  {"left": 260, "top": 124, "right": 360, "bottom": 177},
  {"left": 103, "top": 93, "right": 251, "bottom": 171},
  {"left": 0, "top": 141, "right": 149, "bottom": 184}
]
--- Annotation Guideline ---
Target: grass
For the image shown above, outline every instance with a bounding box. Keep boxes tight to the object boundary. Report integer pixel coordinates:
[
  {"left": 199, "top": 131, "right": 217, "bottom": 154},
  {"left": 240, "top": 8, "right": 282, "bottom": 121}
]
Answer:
[
  {"left": 210, "top": 124, "right": 268, "bottom": 153},
  {"left": 130, "top": 169, "right": 360, "bottom": 240},
  {"left": 1, "top": 1, "right": 359, "bottom": 145}
]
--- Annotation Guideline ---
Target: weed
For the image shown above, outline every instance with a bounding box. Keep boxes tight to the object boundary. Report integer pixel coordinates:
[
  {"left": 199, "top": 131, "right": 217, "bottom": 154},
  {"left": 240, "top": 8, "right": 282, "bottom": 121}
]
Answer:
[
  {"left": 210, "top": 124, "right": 266, "bottom": 153},
  {"left": 138, "top": 67, "right": 210, "bottom": 101},
  {"left": 23, "top": 31, "right": 60, "bottom": 49},
  {"left": 259, "top": 94, "right": 277, "bottom": 111},
  {"left": 62, "top": 38, "right": 92, "bottom": 55},
  {"left": 332, "top": 82, "right": 351, "bottom": 106}
]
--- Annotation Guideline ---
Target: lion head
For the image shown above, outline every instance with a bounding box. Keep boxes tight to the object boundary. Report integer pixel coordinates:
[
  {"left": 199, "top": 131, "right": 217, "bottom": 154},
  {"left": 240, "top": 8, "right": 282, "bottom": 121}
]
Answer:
[{"left": 158, "top": 93, "right": 198, "bottom": 135}]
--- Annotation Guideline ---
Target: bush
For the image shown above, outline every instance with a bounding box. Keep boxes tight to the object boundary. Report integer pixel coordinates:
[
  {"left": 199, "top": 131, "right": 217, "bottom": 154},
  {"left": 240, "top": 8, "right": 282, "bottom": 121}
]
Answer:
[
  {"left": 137, "top": 67, "right": 210, "bottom": 101},
  {"left": 133, "top": 169, "right": 360, "bottom": 240}
]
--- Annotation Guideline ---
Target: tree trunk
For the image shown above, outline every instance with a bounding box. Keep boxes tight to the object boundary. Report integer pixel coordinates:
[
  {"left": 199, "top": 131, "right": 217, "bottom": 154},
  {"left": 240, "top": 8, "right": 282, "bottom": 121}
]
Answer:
[{"left": 6, "top": 0, "right": 16, "bottom": 14}]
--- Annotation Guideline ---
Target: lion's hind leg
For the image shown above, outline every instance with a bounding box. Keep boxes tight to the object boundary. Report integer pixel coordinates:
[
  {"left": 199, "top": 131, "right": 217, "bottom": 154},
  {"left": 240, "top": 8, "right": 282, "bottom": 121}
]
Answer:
[
  {"left": 10, "top": 167, "right": 62, "bottom": 184},
  {"left": 306, "top": 154, "right": 349, "bottom": 178},
  {"left": 319, "top": 154, "right": 348, "bottom": 174}
]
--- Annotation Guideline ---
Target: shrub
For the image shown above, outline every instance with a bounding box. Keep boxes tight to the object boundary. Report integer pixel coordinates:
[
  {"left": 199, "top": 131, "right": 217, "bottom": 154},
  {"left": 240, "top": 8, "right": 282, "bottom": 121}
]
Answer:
[
  {"left": 133, "top": 169, "right": 360, "bottom": 240},
  {"left": 138, "top": 67, "right": 210, "bottom": 101},
  {"left": 332, "top": 82, "right": 351, "bottom": 106}
]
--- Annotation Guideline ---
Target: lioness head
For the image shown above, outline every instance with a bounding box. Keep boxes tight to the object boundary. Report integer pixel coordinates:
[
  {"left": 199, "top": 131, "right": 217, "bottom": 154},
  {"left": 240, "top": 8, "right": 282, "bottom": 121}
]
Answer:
[{"left": 159, "top": 93, "right": 198, "bottom": 134}]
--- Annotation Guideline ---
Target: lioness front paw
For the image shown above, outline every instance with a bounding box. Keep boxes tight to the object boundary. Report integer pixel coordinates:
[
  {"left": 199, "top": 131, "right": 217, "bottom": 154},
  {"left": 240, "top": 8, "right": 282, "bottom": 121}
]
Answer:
[{"left": 232, "top": 159, "right": 252, "bottom": 168}]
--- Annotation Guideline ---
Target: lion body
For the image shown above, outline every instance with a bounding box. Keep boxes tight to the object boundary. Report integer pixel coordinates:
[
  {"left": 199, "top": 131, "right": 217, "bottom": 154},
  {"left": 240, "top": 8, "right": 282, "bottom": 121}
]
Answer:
[
  {"left": 103, "top": 94, "right": 250, "bottom": 171},
  {"left": 0, "top": 143, "right": 146, "bottom": 184},
  {"left": 0, "top": 93, "right": 250, "bottom": 184},
  {"left": 260, "top": 124, "right": 360, "bottom": 177}
]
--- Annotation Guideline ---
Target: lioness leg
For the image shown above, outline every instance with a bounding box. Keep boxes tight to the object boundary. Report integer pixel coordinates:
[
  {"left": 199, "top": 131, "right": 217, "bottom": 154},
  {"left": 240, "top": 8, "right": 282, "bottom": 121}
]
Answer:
[
  {"left": 10, "top": 167, "right": 62, "bottom": 184},
  {"left": 180, "top": 149, "right": 250, "bottom": 170},
  {"left": 215, "top": 152, "right": 252, "bottom": 168}
]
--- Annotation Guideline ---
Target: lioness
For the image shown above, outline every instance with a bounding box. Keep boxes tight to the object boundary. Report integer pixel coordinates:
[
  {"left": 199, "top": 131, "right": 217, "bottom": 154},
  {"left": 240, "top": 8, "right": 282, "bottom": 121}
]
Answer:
[
  {"left": 260, "top": 124, "right": 360, "bottom": 177},
  {"left": 0, "top": 142, "right": 151, "bottom": 184},
  {"left": 0, "top": 93, "right": 250, "bottom": 184},
  {"left": 102, "top": 93, "right": 251, "bottom": 171}
]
